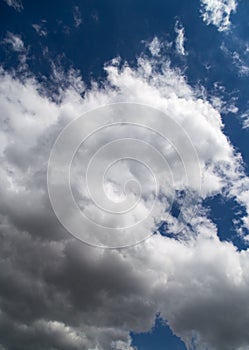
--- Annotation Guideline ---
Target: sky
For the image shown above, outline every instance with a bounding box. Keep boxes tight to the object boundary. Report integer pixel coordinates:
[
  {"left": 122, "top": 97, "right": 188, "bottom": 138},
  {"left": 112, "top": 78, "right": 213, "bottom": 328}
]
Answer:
[{"left": 1, "top": 0, "right": 249, "bottom": 349}]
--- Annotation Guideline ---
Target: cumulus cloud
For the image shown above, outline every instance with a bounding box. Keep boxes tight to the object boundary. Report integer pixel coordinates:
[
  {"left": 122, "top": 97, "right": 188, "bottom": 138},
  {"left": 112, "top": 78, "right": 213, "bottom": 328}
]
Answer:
[
  {"left": 200, "top": 0, "right": 237, "bottom": 32},
  {"left": 1, "top": 38, "right": 249, "bottom": 350}
]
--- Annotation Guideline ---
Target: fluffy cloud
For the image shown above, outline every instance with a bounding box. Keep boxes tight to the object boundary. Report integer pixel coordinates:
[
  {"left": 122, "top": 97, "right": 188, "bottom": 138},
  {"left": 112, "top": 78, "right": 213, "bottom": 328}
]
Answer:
[
  {"left": 1, "top": 40, "right": 249, "bottom": 350},
  {"left": 200, "top": 0, "right": 237, "bottom": 32}
]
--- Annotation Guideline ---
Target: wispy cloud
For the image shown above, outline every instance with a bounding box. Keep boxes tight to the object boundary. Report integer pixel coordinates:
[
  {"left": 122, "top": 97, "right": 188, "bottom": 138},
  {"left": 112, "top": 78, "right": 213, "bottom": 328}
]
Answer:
[
  {"left": 3, "top": 0, "right": 23, "bottom": 11},
  {"left": 240, "top": 110, "right": 249, "bottom": 129},
  {"left": 3, "top": 32, "right": 25, "bottom": 52},
  {"left": 221, "top": 42, "right": 249, "bottom": 77},
  {"left": 73, "top": 6, "right": 82, "bottom": 28},
  {"left": 32, "top": 23, "right": 48, "bottom": 37},
  {"left": 174, "top": 20, "right": 186, "bottom": 55}
]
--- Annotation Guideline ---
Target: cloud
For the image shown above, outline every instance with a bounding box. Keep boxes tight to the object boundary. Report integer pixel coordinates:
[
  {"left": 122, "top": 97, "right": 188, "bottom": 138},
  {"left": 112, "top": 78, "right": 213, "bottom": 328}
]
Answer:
[
  {"left": 154, "top": 235, "right": 249, "bottom": 350},
  {"left": 1, "top": 216, "right": 249, "bottom": 349},
  {"left": 73, "top": 6, "right": 82, "bottom": 28},
  {"left": 221, "top": 43, "right": 249, "bottom": 77},
  {"left": 3, "top": 0, "right": 23, "bottom": 11},
  {"left": 1, "top": 38, "right": 249, "bottom": 349},
  {"left": 148, "top": 37, "right": 161, "bottom": 56},
  {"left": 200, "top": 0, "right": 237, "bottom": 32},
  {"left": 240, "top": 111, "right": 249, "bottom": 129},
  {"left": 3, "top": 32, "right": 25, "bottom": 52},
  {"left": 32, "top": 23, "right": 48, "bottom": 37},
  {"left": 174, "top": 20, "right": 186, "bottom": 55}
]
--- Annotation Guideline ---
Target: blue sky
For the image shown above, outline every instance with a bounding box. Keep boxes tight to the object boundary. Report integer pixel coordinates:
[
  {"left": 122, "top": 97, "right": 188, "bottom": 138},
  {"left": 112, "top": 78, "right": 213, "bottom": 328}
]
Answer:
[
  {"left": 1, "top": 1, "right": 249, "bottom": 350},
  {"left": 131, "top": 316, "right": 187, "bottom": 350}
]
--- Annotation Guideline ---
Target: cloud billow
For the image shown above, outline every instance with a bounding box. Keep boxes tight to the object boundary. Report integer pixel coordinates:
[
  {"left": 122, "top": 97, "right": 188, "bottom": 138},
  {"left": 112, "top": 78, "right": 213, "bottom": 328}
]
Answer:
[{"left": 0, "top": 43, "right": 249, "bottom": 350}]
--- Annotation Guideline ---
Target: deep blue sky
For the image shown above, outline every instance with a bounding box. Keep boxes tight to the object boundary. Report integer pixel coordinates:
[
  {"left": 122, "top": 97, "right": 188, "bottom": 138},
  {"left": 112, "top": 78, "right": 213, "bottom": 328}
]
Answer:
[{"left": 1, "top": 1, "right": 249, "bottom": 349}]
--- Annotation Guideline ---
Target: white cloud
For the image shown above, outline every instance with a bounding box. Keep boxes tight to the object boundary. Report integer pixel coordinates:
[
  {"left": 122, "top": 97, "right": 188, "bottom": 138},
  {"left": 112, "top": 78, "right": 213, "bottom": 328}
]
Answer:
[
  {"left": 240, "top": 111, "right": 249, "bottom": 129},
  {"left": 1, "top": 38, "right": 249, "bottom": 349},
  {"left": 200, "top": 0, "right": 237, "bottom": 32},
  {"left": 175, "top": 20, "right": 186, "bottom": 55},
  {"left": 148, "top": 37, "right": 161, "bottom": 56},
  {"left": 3, "top": 0, "right": 23, "bottom": 11},
  {"left": 3, "top": 32, "right": 25, "bottom": 52},
  {"left": 151, "top": 234, "right": 249, "bottom": 350}
]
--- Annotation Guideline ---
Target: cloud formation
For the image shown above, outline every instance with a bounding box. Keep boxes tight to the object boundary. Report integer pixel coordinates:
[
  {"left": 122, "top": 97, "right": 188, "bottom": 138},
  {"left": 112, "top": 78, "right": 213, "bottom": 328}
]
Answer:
[
  {"left": 0, "top": 39, "right": 249, "bottom": 350},
  {"left": 241, "top": 111, "right": 249, "bottom": 129},
  {"left": 200, "top": 0, "right": 237, "bottom": 32},
  {"left": 174, "top": 21, "right": 186, "bottom": 55},
  {"left": 32, "top": 23, "right": 48, "bottom": 37},
  {"left": 73, "top": 6, "right": 82, "bottom": 28},
  {"left": 3, "top": 32, "right": 25, "bottom": 52},
  {"left": 3, "top": 0, "right": 23, "bottom": 11}
]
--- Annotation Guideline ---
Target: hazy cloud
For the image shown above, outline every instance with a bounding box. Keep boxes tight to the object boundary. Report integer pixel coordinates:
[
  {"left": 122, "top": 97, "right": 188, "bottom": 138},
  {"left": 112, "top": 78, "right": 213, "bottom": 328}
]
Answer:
[{"left": 3, "top": 0, "right": 23, "bottom": 11}]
